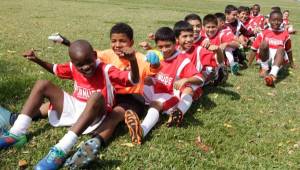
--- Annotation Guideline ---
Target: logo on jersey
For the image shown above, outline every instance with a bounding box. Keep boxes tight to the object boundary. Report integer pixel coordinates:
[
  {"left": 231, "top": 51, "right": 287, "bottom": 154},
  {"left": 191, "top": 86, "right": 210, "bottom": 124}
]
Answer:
[
  {"left": 74, "top": 82, "right": 100, "bottom": 100},
  {"left": 266, "top": 37, "right": 284, "bottom": 46},
  {"left": 156, "top": 72, "right": 173, "bottom": 86}
]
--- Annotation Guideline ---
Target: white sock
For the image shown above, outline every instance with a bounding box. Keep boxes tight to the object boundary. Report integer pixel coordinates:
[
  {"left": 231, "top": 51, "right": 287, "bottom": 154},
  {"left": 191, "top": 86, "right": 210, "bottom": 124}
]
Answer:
[
  {"left": 10, "top": 114, "right": 32, "bottom": 136},
  {"left": 55, "top": 131, "right": 78, "bottom": 154},
  {"left": 261, "top": 61, "right": 269, "bottom": 70},
  {"left": 225, "top": 48, "right": 235, "bottom": 67},
  {"left": 269, "top": 65, "right": 280, "bottom": 77},
  {"left": 141, "top": 107, "right": 159, "bottom": 137},
  {"left": 177, "top": 94, "right": 193, "bottom": 115}
]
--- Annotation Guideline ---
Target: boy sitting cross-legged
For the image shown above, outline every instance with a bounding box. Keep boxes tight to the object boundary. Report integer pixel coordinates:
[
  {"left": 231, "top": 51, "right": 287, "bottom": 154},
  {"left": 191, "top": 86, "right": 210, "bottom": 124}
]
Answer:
[
  {"left": 249, "top": 10, "right": 293, "bottom": 87},
  {"left": 124, "top": 27, "right": 204, "bottom": 144},
  {"left": 0, "top": 40, "right": 139, "bottom": 170}
]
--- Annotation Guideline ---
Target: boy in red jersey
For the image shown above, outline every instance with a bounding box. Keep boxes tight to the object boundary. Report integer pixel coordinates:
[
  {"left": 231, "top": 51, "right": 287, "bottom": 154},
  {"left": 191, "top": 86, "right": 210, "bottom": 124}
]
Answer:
[
  {"left": 124, "top": 27, "right": 204, "bottom": 144},
  {"left": 0, "top": 40, "right": 139, "bottom": 169},
  {"left": 214, "top": 13, "right": 241, "bottom": 75},
  {"left": 225, "top": 5, "right": 255, "bottom": 68},
  {"left": 250, "top": 4, "right": 265, "bottom": 32},
  {"left": 249, "top": 11, "right": 294, "bottom": 86},
  {"left": 283, "top": 10, "right": 296, "bottom": 34},
  {"left": 184, "top": 13, "right": 205, "bottom": 47}
]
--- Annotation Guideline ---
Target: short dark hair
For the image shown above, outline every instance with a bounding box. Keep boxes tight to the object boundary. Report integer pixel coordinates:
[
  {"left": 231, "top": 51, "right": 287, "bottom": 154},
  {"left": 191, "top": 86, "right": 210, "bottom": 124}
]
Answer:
[
  {"left": 173, "top": 20, "right": 193, "bottom": 38},
  {"left": 215, "top": 12, "right": 226, "bottom": 22},
  {"left": 225, "top": 5, "right": 238, "bottom": 14},
  {"left": 203, "top": 14, "right": 218, "bottom": 26},
  {"left": 283, "top": 10, "right": 289, "bottom": 13},
  {"left": 154, "top": 27, "right": 176, "bottom": 43},
  {"left": 252, "top": 4, "right": 260, "bottom": 9},
  {"left": 110, "top": 22, "right": 133, "bottom": 40},
  {"left": 184, "top": 13, "right": 202, "bottom": 23},
  {"left": 238, "top": 6, "right": 250, "bottom": 14},
  {"left": 271, "top": 6, "right": 281, "bottom": 12},
  {"left": 270, "top": 10, "right": 283, "bottom": 19}
]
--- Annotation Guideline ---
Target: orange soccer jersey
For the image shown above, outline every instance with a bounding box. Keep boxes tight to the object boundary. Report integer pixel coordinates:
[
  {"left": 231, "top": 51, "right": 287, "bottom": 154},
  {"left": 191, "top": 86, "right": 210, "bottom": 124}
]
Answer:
[{"left": 97, "top": 49, "right": 158, "bottom": 94}]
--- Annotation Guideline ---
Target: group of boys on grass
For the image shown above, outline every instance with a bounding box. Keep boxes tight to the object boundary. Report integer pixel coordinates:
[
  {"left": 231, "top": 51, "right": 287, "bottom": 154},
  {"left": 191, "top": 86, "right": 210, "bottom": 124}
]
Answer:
[{"left": 0, "top": 3, "right": 296, "bottom": 170}]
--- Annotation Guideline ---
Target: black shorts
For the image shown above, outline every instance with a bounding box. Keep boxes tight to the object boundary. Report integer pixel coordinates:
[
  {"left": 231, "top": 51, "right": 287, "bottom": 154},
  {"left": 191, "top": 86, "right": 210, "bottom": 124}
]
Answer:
[{"left": 114, "top": 94, "right": 147, "bottom": 116}]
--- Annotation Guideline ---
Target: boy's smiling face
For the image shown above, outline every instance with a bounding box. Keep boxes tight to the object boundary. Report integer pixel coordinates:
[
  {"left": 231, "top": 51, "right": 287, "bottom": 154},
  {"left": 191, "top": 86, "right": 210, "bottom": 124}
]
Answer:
[
  {"left": 269, "top": 12, "right": 283, "bottom": 30},
  {"left": 69, "top": 40, "right": 97, "bottom": 78},
  {"left": 177, "top": 31, "right": 194, "bottom": 51},
  {"left": 156, "top": 40, "right": 176, "bottom": 59},
  {"left": 187, "top": 19, "right": 202, "bottom": 40},
  {"left": 204, "top": 22, "right": 218, "bottom": 38},
  {"left": 226, "top": 10, "right": 238, "bottom": 23},
  {"left": 252, "top": 6, "right": 260, "bottom": 16},
  {"left": 71, "top": 50, "right": 97, "bottom": 78},
  {"left": 110, "top": 33, "right": 133, "bottom": 58},
  {"left": 239, "top": 11, "right": 250, "bottom": 23},
  {"left": 283, "top": 11, "right": 289, "bottom": 19}
]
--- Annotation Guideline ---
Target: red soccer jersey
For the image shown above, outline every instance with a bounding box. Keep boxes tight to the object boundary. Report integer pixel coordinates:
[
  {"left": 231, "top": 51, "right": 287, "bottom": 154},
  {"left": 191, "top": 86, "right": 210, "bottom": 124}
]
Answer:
[
  {"left": 53, "top": 60, "right": 134, "bottom": 109},
  {"left": 191, "top": 29, "right": 234, "bottom": 71},
  {"left": 153, "top": 51, "right": 203, "bottom": 94},
  {"left": 283, "top": 19, "right": 289, "bottom": 26},
  {"left": 249, "top": 14, "right": 265, "bottom": 30},
  {"left": 251, "top": 28, "right": 291, "bottom": 52}
]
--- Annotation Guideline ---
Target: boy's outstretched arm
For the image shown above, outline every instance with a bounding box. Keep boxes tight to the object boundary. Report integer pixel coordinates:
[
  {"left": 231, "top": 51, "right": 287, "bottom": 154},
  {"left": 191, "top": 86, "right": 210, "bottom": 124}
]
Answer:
[
  {"left": 120, "top": 47, "right": 140, "bottom": 84},
  {"left": 22, "top": 50, "right": 54, "bottom": 74}
]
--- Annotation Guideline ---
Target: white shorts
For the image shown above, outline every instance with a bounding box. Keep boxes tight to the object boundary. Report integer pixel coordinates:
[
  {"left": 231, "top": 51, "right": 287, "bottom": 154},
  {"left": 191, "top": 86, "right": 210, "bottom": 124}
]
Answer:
[
  {"left": 143, "top": 85, "right": 179, "bottom": 114},
  {"left": 48, "top": 92, "right": 105, "bottom": 134},
  {"left": 268, "top": 48, "right": 289, "bottom": 65}
]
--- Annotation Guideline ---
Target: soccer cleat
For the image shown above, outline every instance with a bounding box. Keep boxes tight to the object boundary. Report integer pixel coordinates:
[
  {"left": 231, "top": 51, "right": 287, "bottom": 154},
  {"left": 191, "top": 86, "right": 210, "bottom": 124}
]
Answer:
[
  {"left": 230, "top": 63, "right": 239, "bottom": 75},
  {"left": 64, "top": 138, "right": 101, "bottom": 169},
  {"left": 124, "top": 110, "right": 143, "bottom": 145},
  {"left": 48, "top": 33, "right": 71, "bottom": 46},
  {"left": 259, "top": 68, "right": 268, "bottom": 78},
  {"left": 34, "top": 147, "right": 66, "bottom": 170},
  {"left": 0, "top": 129, "right": 27, "bottom": 149},
  {"left": 166, "top": 108, "right": 183, "bottom": 127},
  {"left": 264, "top": 75, "right": 276, "bottom": 87}
]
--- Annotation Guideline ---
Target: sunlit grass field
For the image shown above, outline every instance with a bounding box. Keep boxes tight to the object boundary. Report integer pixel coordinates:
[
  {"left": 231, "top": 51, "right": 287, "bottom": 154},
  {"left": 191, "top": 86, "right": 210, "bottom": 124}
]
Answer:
[{"left": 1, "top": 0, "right": 300, "bottom": 169}]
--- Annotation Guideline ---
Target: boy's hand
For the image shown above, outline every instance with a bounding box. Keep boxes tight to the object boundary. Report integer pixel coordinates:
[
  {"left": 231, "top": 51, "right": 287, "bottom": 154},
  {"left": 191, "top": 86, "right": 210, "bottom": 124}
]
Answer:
[
  {"left": 48, "top": 33, "right": 71, "bottom": 46},
  {"left": 139, "top": 41, "right": 152, "bottom": 50},
  {"left": 202, "top": 39, "right": 210, "bottom": 49},
  {"left": 145, "top": 50, "right": 160, "bottom": 65},
  {"left": 174, "top": 78, "right": 188, "bottom": 90},
  {"left": 207, "top": 45, "right": 220, "bottom": 52},
  {"left": 148, "top": 33, "right": 155, "bottom": 40},
  {"left": 22, "top": 50, "right": 39, "bottom": 62},
  {"left": 120, "top": 47, "right": 136, "bottom": 61},
  {"left": 219, "top": 43, "right": 227, "bottom": 51}
]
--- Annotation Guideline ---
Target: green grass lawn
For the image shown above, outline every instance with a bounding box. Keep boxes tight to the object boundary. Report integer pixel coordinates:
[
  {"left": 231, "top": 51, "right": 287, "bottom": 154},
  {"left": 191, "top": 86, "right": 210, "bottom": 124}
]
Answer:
[{"left": 1, "top": 0, "right": 300, "bottom": 169}]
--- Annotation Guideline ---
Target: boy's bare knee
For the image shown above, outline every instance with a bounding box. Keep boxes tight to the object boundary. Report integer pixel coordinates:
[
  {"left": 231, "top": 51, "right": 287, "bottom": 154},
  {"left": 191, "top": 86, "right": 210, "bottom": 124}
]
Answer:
[
  {"left": 34, "top": 80, "right": 52, "bottom": 91},
  {"left": 182, "top": 87, "right": 193, "bottom": 96},
  {"left": 259, "top": 40, "right": 269, "bottom": 50},
  {"left": 150, "top": 101, "right": 162, "bottom": 111},
  {"left": 276, "top": 47, "right": 285, "bottom": 56},
  {"left": 88, "top": 92, "right": 105, "bottom": 109}
]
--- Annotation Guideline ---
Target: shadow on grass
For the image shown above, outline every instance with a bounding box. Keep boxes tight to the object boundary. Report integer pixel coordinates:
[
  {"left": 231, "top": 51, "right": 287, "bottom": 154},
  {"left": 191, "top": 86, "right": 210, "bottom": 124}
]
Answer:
[
  {"left": 276, "top": 67, "right": 290, "bottom": 84},
  {"left": 89, "top": 159, "right": 122, "bottom": 169}
]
